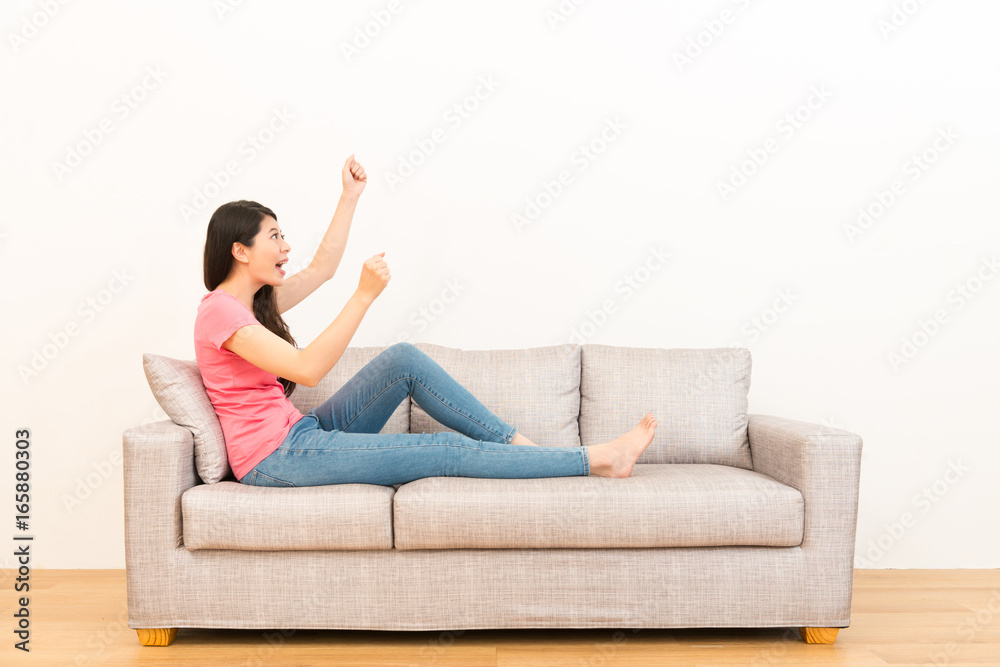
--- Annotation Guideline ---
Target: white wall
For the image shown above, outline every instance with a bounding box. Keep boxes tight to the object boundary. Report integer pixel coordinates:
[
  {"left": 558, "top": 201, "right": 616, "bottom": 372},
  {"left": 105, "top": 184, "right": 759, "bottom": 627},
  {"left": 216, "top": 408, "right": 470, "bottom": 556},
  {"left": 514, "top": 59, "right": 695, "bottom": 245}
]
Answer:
[{"left": 2, "top": 0, "right": 997, "bottom": 569}]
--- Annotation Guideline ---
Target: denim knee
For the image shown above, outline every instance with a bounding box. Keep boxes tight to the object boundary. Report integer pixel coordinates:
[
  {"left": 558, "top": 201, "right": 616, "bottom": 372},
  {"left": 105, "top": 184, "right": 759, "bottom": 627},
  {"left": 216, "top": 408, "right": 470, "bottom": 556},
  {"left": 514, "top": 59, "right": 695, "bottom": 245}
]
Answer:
[{"left": 384, "top": 341, "right": 421, "bottom": 365}]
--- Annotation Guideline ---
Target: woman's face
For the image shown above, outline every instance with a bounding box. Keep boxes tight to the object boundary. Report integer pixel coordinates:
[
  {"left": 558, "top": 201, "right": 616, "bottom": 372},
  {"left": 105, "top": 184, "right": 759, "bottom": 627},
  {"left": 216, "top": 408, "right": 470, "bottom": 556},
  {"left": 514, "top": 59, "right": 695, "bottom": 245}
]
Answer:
[{"left": 241, "top": 215, "right": 291, "bottom": 286}]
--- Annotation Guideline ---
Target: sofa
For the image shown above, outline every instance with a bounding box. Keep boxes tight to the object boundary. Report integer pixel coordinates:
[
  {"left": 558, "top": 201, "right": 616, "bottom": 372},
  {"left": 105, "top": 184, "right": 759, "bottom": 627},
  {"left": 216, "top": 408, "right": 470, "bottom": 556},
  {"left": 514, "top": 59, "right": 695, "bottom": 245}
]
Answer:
[{"left": 124, "top": 342, "right": 863, "bottom": 647}]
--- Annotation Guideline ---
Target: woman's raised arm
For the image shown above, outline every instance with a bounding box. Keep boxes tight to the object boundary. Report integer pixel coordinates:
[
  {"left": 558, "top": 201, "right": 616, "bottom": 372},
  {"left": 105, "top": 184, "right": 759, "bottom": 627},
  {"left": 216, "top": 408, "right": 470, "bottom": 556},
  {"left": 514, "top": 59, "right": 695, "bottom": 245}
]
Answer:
[
  {"left": 274, "top": 155, "right": 367, "bottom": 315},
  {"left": 225, "top": 251, "right": 390, "bottom": 387}
]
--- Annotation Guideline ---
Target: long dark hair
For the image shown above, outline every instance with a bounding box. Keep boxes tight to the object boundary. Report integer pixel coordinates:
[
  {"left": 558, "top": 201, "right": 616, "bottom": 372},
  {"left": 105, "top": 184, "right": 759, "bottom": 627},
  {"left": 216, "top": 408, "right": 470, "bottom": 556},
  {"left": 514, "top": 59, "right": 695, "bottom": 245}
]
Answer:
[{"left": 203, "top": 200, "right": 297, "bottom": 398}]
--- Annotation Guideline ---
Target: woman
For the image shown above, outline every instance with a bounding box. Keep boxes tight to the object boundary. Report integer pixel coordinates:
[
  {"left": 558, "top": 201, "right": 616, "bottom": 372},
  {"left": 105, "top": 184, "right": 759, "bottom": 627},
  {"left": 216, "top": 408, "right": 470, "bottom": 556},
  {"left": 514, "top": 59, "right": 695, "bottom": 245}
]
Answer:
[{"left": 194, "top": 154, "right": 657, "bottom": 487}]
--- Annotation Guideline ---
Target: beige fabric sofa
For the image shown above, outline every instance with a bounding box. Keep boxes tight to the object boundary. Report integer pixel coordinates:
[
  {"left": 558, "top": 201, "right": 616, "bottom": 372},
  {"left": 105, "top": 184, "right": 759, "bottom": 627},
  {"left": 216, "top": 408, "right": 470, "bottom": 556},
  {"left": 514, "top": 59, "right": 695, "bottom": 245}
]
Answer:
[{"left": 124, "top": 342, "right": 863, "bottom": 647}]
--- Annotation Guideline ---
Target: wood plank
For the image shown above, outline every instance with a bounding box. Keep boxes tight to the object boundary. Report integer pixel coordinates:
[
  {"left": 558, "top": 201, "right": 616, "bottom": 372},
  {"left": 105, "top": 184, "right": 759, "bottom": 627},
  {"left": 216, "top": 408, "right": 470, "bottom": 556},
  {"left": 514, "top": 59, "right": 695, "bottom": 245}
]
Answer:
[
  {"left": 854, "top": 570, "right": 1000, "bottom": 588},
  {"left": 1, "top": 569, "right": 998, "bottom": 666}
]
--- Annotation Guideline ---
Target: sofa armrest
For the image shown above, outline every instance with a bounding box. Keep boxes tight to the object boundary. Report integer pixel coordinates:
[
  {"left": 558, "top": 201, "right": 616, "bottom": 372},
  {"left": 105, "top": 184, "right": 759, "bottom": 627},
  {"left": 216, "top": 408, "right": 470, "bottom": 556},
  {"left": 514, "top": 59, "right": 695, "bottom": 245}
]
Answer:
[
  {"left": 123, "top": 420, "right": 199, "bottom": 557},
  {"left": 123, "top": 420, "right": 200, "bottom": 628},
  {"left": 748, "top": 414, "right": 863, "bottom": 550},
  {"left": 748, "top": 414, "right": 863, "bottom": 625}
]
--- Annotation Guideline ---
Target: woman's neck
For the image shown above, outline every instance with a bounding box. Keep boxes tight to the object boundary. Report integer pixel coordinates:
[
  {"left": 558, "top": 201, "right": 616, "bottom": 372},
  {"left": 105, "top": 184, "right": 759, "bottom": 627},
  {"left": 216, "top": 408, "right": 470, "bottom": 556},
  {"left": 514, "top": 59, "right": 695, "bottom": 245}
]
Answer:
[{"left": 216, "top": 277, "right": 259, "bottom": 312}]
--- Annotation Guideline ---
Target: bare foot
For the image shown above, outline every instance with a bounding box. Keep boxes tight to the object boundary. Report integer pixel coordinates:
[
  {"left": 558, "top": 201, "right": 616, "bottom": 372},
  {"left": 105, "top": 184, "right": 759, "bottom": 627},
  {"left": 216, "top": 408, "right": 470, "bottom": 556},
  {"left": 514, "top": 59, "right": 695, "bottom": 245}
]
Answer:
[{"left": 587, "top": 413, "right": 657, "bottom": 478}]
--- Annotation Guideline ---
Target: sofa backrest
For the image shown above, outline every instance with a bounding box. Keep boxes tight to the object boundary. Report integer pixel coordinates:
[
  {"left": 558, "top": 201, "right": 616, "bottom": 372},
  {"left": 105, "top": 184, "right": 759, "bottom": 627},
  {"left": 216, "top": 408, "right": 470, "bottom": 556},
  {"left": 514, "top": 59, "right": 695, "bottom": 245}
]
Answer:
[
  {"left": 142, "top": 343, "right": 752, "bottom": 485},
  {"left": 288, "top": 346, "right": 409, "bottom": 433},
  {"left": 580, "top": 345, "right": 752, "bottom": 469},
  {"left": 411, "top": 342, "right": 582, "bottom": 447}
]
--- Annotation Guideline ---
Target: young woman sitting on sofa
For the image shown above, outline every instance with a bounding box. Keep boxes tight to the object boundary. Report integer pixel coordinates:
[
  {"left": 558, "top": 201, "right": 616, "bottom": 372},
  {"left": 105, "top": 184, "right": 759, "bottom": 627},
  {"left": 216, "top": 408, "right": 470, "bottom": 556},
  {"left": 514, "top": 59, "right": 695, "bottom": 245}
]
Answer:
[{"left": 194, "top": 154, "right": 657, "bottom": 488}]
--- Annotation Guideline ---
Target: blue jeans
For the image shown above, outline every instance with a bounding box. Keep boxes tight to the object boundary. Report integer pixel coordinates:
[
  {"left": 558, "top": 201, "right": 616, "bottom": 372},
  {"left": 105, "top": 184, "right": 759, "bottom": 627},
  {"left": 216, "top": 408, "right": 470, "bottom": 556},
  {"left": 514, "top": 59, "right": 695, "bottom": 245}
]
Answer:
[{"left": 239, "top": 342, "right": 590, "bottom": 487}]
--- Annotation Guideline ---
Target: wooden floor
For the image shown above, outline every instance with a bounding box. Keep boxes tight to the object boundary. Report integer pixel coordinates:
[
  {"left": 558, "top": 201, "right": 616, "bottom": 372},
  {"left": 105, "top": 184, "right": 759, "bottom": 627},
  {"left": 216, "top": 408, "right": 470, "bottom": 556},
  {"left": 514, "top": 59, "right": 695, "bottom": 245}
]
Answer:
[{"left": 1, "top": 569, "right": 998, "bottom": 666}]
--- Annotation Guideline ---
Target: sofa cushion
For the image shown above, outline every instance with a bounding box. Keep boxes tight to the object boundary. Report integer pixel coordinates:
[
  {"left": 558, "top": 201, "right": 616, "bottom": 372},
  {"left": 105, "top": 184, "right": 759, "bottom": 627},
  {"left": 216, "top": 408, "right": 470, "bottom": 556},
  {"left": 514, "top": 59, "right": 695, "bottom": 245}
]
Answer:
[
  {"left": 392, "top": 463, "right": 802, "bottom": 549},
  {"left": 411, "top": 343, "right": 581, "bottom": 447},
  {"left": 581, "top": 345, "right": 753, "bottom": 469},
  {"left": 143, "top": 353, "right": 232, "bottom": 484},
  {"left": 287, "top": 345, "right": 411, "bottom": 436},
  {"left": 181, "top": 482, "right": 395, "bottom": 550}
]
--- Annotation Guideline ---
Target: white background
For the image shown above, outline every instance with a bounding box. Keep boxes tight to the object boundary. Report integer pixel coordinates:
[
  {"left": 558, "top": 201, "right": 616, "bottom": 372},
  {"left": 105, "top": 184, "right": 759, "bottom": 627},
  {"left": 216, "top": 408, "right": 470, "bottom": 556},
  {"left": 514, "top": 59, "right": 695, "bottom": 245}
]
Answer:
[{"left": 1, "top": 0, "right": 998, "bottom": 569}]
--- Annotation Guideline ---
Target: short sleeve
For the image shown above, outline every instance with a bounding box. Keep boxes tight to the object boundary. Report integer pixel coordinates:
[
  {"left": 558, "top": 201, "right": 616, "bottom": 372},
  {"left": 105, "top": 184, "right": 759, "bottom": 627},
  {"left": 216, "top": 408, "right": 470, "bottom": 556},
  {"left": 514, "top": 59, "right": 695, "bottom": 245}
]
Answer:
[{"left": 203, "top": 295, "right": 260, "bottom": 352}]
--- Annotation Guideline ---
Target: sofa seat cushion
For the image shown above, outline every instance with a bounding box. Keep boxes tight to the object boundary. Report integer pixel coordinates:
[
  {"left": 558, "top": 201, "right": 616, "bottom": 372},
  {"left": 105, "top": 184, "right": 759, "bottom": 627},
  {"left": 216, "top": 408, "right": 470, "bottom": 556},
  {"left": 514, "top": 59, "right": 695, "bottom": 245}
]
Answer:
[
  {"left": 392, "top": 463, "right": 802, "bottom": 550},
  {"left": 181, "top": 482, "right": 395, "bottom": 550}
]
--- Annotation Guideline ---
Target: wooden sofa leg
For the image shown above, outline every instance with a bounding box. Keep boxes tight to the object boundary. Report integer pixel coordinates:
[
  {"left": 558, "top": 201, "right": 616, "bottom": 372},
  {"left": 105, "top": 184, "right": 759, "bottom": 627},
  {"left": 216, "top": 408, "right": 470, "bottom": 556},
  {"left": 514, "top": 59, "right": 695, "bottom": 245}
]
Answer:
[
  {"left": 136, "top": 628, "right": 178, "bottom": 646},
  {"left": 799, "top": 627, "right": 839, "bottom": 644}
]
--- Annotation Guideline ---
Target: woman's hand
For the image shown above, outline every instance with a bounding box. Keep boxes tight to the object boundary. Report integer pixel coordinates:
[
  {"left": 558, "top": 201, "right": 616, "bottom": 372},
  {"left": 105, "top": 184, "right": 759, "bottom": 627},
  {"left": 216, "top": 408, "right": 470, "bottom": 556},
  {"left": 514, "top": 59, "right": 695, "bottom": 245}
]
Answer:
[
  {"left": 356, "top": 251, "right": 390, "bottom": 304},
  {"left": 343, "top": 153, "right": 367, "bottom": 198}
]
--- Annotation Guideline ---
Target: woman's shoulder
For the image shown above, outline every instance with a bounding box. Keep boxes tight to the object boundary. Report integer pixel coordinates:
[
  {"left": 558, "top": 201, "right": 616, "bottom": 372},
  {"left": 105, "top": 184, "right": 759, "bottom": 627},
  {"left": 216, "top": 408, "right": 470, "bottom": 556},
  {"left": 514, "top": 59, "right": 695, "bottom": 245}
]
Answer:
[
  {"left": 194, "top": 290, "right": 261, "bottom": 352},
  {"left": 197, "top": 289, "right": 226, "bottom": 317},
  {"left": 196, "top": 290, "right": 259, "bottom": 327}
]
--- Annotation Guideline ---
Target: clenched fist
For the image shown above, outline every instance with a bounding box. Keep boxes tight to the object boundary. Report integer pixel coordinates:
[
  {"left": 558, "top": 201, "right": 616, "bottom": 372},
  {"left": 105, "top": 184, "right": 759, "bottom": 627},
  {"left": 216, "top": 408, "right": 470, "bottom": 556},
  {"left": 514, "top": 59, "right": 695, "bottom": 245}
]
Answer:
[
  {"left": 356, "top": 251, "right": 390, "bottom": 303},
  {"left": 343, "top": 153, "right": 366, "bottom": 198}
]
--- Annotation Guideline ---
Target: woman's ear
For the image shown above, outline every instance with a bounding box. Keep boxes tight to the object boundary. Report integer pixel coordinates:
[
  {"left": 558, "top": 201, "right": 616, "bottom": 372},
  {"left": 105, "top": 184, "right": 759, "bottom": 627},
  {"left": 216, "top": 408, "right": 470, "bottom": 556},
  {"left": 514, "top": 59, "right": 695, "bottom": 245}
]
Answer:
[{"left": 231, "top": 242, "right": 249, "bottom": 264}]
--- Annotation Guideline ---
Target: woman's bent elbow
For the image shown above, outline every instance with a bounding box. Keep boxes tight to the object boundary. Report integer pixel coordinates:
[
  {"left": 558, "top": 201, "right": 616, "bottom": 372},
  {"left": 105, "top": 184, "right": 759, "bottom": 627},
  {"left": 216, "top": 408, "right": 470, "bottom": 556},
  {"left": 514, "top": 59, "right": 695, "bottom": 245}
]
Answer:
[{"left": 294, "top": 353, "right": 319, "bottom": 387}]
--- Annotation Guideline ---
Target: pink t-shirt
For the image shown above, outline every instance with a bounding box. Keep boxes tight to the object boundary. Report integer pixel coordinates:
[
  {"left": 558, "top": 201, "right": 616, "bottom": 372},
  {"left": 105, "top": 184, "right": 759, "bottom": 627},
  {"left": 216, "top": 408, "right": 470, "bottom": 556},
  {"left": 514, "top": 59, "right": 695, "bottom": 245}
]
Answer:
[{"left": 193, "top": 289, "right": 304, "bottom": 481}]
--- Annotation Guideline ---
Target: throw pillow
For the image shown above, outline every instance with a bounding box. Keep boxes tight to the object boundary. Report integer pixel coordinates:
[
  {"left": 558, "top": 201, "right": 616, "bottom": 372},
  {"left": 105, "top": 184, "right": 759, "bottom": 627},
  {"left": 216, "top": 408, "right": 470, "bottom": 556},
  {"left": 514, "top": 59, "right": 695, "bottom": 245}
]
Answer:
[{"left": 142, "top": 353, "right": 232, "bottom": 484}]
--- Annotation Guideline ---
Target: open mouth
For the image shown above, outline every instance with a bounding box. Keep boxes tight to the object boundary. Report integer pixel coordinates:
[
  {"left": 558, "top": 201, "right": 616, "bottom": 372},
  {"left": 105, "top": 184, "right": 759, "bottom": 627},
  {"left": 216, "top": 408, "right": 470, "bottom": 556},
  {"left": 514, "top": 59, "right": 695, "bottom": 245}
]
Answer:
[{"left": 275, "top": 263, "right": 286, "bottom": 276}]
